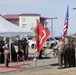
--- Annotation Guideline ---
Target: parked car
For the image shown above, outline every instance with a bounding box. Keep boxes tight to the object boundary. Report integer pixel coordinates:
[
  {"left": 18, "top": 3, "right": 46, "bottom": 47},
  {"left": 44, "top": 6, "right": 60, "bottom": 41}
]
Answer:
[
  {"left": 19, "top": 37, "right": 57, "bottom": 49},
  {"left": 28, "top": 38, "right": 36, "bottom": 49},
  {"left": 28, "top": 37, "right": 57, "bottom": 49},
  {"left": 12, "top": 38, "right": 28, "bottom": 47},
  {"left": 21, "top": 37, "right": 36, "bottom": 49},
  {"left": 43, "top": 37, "right": 57, "bottom": 48},
  {"left": 21, "top": 38, "right": 28, "bottom": 43}
]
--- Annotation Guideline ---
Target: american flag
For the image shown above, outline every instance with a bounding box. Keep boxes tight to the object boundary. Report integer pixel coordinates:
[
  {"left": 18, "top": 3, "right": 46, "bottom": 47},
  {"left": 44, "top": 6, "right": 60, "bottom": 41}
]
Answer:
[{"left": 62, "top": 6, "right": 69, "bottom": 41}]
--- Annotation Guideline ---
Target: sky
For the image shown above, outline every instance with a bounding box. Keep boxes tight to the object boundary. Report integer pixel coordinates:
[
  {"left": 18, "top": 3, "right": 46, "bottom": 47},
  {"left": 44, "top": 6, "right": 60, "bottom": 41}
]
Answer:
[{"left": 0, "top": 0, "right": 76, "bottom": 36}]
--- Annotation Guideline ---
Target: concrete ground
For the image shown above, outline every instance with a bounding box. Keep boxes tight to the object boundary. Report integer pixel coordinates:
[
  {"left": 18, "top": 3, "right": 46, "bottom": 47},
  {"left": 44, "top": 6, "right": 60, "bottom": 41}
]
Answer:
[
  {"left": 0, "top": 48, "right": 76, "bottom": 75},
  {"left": 0, "top": 48, "right": 58, "bottom": 73},
  {"left": 0, "top": 58, "right": 76, "bottom": 75}
]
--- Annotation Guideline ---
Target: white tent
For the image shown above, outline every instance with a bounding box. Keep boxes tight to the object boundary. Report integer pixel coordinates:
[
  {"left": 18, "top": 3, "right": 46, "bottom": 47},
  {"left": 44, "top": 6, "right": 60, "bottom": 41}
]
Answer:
[
  {"left": 0, "top": 16, "right": 35, "bottom": 62},
  {"left": 0, "top": 16, "right": 34, "bottom": 37}
]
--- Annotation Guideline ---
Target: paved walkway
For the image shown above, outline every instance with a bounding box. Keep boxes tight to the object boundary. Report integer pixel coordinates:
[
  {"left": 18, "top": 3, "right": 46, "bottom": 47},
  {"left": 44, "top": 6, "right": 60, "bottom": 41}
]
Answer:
[
  {"left": 0, "top": 57, "right": 58, "bottom": 73},
  {"left": 0, "top": 48, "right": 58, "bottom": 73},
  {"left": 0, "top": 48, "right": 76, "bottom": 75}
]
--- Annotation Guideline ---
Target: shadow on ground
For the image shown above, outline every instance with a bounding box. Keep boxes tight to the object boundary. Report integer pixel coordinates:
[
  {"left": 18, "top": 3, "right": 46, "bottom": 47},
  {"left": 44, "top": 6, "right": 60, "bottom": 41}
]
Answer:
[
  {"left": 27, "top": 57, "right": 51, "bottom": 60},
  {"left": 50, "top": 63, "right": 58, "bottom": 66}
]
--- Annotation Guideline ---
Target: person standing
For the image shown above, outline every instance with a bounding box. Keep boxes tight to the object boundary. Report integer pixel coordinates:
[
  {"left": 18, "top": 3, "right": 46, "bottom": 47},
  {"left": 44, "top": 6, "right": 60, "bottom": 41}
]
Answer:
[
  {"left": 0, "top": 43, "right": 4, "bottom": 64},
  {"left": 64, "top": 36, "right": 70, "bottom": 68},
  {"left": 71, "top": 38, "right": 75, "bottom": 67},
  {"left": 69, "top": 38, "right": 75, "bottom": 67},
  {"left": 22, "top": 41, "right": 28, "bottom": 60},
  {"left": 54, "top": 38, "right": 65, "bottom": 69},
  {"left": 18, "top": 42, "right": 23, "bottom": 61},
  {"left": 39, "top": 48, "right": 43, "bottom": 59},
  {"left": 3, "top": 41, "right": 10, "bottom": 67}
]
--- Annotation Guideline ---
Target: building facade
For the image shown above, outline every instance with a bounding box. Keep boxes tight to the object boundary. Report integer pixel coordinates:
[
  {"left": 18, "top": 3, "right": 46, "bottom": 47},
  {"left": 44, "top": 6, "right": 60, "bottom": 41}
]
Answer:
[{"left": 2, "top": 13, "right": 48, "bottom": 32}]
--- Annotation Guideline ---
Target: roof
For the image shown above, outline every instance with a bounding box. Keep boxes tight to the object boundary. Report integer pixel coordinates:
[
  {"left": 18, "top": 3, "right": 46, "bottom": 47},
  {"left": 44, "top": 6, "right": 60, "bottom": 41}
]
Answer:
[
  {"left": 19, "top": 13, "right": 41, "bottom": 16},
  {"left": 2, "top": 13, "right": 49, "bottom": 20},
  {"left": 71, "top": 32, "right": 76, "bottom": 36},
  {"left": 2, "top": 14, "right": 19, "bottom": 19}
]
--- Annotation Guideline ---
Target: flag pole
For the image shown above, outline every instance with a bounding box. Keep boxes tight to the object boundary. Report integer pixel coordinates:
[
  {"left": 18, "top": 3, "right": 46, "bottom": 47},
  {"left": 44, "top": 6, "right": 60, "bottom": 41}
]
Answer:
[
  {"left": 33, "top": 19, "right": 39, "bottom": 67},
  {"left": 62, "top": 5, "right": 69, "bottom": 41},
  {"left": 35, "top": 20, "right": 50, "bottom": 66}
]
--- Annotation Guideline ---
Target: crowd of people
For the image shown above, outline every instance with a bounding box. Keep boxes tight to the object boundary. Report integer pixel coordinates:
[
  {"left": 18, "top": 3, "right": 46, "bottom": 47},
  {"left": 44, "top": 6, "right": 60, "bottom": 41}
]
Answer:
[
  {"left": 0, "top": 40, "right": 28, "bottom": 67},
  {"left": 0, "top": 36, "right": 75, "bottom": 68},
  {"left": 54, "top": 36, "right": 76, "bottom": 69}
]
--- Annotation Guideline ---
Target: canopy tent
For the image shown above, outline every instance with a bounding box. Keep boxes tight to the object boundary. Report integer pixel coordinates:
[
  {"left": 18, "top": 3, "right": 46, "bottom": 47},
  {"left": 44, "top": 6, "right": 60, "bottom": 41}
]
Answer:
[
  {"left": 0, "top": 16, "right": 35, "bottom": 62},
  {"left": 0, "top": 16, "right": 34, "bottom": 37}
]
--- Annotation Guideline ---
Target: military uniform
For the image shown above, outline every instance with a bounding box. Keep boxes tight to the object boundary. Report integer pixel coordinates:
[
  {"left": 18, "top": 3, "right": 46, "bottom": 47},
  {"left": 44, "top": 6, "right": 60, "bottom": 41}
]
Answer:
[
  {"left": 54, "top": 39, "right": 65, "bottom": 68},
  {"left": 64, "top": 36, "right": 70, "bottom": 68},
  {"left": 69, "top": 38, "right": 75, "bottom": 67}
]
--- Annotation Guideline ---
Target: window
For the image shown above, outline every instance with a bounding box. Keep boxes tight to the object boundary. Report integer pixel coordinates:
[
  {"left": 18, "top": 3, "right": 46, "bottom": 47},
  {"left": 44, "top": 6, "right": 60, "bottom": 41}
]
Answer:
[{"left": 22, "top": 18, "right": 26, "bottom": 22}]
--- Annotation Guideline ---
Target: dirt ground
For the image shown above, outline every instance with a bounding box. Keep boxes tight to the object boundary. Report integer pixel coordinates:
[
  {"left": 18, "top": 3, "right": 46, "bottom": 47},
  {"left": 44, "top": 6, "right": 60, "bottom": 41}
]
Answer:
[{"left": 0, "top": 66, "right": 76, "bottom": 75}]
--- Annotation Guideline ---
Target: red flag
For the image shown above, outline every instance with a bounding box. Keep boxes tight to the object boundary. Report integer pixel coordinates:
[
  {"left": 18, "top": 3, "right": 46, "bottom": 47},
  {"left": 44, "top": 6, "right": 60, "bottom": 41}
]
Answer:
[
  {"left": 36, "top": 22, "right": 50, "bottom": 53},
  {"left": 62, "top": 6, "right": 69, "bottom": 41}
]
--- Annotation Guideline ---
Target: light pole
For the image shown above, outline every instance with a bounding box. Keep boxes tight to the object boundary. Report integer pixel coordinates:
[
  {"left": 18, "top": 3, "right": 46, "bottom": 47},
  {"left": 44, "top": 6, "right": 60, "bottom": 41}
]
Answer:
[
  {"left": 73, "top": 8, "right": 76, "bottom": 10},
  {"left": 49, "top": 17, "right": 57, "bottom": 36}
]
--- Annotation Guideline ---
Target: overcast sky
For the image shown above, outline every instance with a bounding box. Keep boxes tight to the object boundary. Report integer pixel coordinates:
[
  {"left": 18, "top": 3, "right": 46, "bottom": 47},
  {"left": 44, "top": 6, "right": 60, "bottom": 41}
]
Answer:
[{"left": 0, "top": 0, "right": 76, "bottom": 36}]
